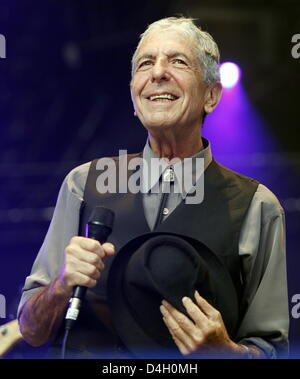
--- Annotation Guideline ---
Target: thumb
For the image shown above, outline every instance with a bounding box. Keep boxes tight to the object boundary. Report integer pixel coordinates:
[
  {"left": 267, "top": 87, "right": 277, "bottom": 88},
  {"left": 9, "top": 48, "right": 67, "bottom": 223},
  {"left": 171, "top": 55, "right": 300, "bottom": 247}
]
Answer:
[{"left": 102, "top": 242, "right": 116, "bottom": 256}]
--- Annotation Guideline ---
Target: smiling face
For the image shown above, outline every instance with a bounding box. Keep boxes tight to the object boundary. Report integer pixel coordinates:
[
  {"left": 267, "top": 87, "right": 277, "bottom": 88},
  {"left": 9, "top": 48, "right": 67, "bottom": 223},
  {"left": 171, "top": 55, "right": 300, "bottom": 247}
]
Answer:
[{"left": 130, "top": 29, "right": 213, "bottom": 136}]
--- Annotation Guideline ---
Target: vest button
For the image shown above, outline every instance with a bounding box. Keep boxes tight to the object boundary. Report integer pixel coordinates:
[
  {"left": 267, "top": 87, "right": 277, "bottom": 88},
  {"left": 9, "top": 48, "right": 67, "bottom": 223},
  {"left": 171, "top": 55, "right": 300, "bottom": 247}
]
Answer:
[{"left": 163, "top": 208, "right": 169, "bottom": 215}]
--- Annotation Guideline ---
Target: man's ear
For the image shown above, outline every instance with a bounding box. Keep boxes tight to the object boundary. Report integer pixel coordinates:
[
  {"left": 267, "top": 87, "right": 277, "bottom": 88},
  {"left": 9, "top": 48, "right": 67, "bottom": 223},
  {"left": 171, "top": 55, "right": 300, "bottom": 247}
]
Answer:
[{"left": 204, "top": 82, "right": 222, "bottom": 115}]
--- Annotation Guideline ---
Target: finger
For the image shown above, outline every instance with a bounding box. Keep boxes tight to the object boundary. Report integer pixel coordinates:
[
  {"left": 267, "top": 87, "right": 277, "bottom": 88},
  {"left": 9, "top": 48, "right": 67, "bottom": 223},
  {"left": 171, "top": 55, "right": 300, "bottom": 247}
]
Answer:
[
  {"left": 102, "top": 242, "right": 116, "bottom": 256},
  {"left": 63, "top": 268, "right": 98, "bottom": 289},
  {"left": 182, "top": 296, "right": 208, "bottom": 327},
  {"left": 162, "top": 317, "right": 190, "bottom": 355},
  {"left": 71, "top": 271, "right": 98, "bottom": 288},
  {"left": 195, "top": 291, "right": 218, "bottom": 318},
  {"left": 67, "top": 255, "right": 101, "bottom": 280},
  {"left": 66, "top": 244, "right": 103, "bottom": 268},
  {"left": 78, "top": 261, "right": 101, "bottom": 280},
  {"left": 162, "top": 300, "right": 196, "bottom": 331},
  {"left": 71, "top": 236, "right": 104, "bottom": 257},
  {"left": 160, "top": 304, "right": 196, "bottom": 352}
]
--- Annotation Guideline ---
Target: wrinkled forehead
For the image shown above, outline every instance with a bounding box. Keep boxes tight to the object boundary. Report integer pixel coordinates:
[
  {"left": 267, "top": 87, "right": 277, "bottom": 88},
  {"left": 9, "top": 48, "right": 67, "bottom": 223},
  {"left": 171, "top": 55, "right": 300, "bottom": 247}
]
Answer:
[{"left": 134, "top": 29, "right": 199, "bottom": 64}]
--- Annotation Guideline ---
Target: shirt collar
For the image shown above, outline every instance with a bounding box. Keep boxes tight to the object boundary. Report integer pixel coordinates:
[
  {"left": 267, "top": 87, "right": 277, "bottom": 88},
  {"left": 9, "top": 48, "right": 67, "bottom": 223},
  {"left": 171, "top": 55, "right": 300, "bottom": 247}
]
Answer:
[{"left": 142, "top": 137, "right": 212, "bottom": 198}]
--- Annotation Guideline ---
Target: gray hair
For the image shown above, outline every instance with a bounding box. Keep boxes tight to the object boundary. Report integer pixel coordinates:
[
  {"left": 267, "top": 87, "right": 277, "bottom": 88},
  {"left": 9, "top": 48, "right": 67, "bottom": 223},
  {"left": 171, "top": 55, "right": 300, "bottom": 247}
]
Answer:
[{"left": 131, "top": 17, "right": 220, "bottom": 84}]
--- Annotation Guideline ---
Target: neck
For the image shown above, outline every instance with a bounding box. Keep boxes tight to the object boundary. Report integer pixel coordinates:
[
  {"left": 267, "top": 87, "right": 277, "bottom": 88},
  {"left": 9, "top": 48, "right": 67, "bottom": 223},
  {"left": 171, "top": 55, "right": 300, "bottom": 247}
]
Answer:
[{"left": 148, "top": 128, "right": 204, "bottom": 160}]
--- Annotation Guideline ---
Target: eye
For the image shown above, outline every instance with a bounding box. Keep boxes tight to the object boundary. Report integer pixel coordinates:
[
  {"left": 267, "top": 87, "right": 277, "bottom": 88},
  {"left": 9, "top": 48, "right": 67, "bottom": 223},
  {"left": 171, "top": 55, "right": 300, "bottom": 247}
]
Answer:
[
  {"left": 172, "top": 58, "right": 187, "bottom": 66},
  {"left": 138, "top": 60, "right": 153, "bottom": 69}
]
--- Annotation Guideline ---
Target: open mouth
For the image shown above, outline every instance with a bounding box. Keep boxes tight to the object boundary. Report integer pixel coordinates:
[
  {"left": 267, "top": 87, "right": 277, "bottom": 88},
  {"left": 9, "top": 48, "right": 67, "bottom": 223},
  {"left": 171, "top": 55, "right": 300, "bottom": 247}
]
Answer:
[{"left": 146, "top": 93, "right": 179, "bottom": 102}]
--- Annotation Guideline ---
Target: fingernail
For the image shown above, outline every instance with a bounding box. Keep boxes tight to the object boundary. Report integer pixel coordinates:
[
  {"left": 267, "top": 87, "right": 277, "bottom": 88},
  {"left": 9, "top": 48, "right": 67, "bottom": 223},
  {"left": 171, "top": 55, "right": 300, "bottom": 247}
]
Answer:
[
  {"left": 162, "top": 300, "right": 168, "bottom": 307},
  {"left": 195, "top": 290, "right": 200, "bottom": 297},
  {"left": 107, "top": 242, "right": 115, "bottom": 249},
  {"left": 106, "top": 243, "right": 115, "bottom": 253},
  {"left": 182, "top": 297, "right": 190, "bottom": 304}
]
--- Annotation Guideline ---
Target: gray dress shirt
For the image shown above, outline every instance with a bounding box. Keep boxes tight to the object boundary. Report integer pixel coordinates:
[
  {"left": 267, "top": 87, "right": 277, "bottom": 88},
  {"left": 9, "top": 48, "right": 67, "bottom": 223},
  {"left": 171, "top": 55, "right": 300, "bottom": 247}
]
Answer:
[{"left": 18, "top": 139, "right": 289, "bottom": 358}]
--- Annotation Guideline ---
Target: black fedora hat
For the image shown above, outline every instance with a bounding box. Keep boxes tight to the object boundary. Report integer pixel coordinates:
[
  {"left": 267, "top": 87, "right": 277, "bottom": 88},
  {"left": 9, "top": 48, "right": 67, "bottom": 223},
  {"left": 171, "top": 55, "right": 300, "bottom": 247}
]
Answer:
[{"left": 107, "top": 233, "right": 239, "bottom": 358}]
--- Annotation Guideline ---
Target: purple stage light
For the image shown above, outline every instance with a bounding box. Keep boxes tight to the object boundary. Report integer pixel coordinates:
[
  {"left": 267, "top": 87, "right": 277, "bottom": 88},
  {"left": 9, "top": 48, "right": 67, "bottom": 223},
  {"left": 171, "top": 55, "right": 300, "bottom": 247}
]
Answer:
[{"left": 220, "top": 62, "right": 241, "bottom": 88}]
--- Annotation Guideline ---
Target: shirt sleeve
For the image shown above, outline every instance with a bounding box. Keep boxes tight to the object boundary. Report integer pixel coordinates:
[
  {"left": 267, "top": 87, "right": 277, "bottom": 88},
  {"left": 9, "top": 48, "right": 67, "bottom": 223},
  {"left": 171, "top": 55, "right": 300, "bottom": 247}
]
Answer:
[
  {"left": 236, "top": 184, "right": 289, "bottom": 358},
  {"left": 17, "top": 162, "right": 91, "bottom": 318}
]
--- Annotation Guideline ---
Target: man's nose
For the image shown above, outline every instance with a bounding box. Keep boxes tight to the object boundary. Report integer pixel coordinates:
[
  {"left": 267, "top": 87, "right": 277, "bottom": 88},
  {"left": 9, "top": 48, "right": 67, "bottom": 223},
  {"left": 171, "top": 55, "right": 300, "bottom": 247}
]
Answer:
[{"left": 151, "top": 60, "right": 170, "bottom": 83}]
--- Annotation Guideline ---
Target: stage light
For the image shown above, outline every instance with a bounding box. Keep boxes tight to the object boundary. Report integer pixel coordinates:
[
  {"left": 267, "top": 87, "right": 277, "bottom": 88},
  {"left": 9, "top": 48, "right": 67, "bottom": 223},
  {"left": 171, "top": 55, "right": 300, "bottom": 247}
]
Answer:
[{"left": 220, "top": 62, "right": 241, "bottom": 88}]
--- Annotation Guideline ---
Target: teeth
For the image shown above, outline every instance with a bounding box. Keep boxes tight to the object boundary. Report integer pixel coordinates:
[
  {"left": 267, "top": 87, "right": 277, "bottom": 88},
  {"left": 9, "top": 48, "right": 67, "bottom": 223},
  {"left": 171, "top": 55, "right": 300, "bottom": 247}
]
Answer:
[{"left": 149, "top": 93, "right": 177, "bottom": 101}]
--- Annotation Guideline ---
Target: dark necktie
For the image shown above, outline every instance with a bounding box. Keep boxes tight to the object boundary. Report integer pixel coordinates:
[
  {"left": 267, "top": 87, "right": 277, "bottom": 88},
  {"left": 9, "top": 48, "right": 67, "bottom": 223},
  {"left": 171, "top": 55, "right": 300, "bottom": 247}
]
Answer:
[{"left": 153, "top": 166, "right": 175, "bottom": 229}]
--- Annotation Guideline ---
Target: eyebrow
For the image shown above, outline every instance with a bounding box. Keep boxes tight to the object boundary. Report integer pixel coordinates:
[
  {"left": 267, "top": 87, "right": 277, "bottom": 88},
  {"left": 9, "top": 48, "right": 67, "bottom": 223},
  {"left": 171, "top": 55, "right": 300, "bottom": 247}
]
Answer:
[
  {"left": 135, "top": 51, "right": 192, "bottom": 67},
  {"left": 136, "top": 54, "right": 156, "bottom": 66}
]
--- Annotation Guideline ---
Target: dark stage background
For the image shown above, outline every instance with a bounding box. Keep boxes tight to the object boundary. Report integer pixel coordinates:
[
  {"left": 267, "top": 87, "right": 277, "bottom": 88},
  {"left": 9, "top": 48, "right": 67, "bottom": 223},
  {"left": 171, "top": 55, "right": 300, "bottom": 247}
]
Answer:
[{"left": 0, "top": 0, "right": 300, "bottom": 358}]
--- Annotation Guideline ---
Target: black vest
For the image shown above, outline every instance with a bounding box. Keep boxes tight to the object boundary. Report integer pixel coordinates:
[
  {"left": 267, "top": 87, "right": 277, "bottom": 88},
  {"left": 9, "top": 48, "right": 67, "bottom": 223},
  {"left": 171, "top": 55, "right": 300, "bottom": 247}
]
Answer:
[
  {"left": 80, "top": 154, "right": 258, "bottom": 301},
  {"left": 56, "top": 154, "right": 258, "bottom": 357}
]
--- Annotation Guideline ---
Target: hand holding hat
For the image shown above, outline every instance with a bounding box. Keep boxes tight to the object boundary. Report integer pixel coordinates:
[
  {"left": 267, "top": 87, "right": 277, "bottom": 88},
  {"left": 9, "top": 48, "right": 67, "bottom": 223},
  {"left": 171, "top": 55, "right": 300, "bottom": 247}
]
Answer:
[{"left": 160, "top": 291, "right": 244, "bottom": 358}]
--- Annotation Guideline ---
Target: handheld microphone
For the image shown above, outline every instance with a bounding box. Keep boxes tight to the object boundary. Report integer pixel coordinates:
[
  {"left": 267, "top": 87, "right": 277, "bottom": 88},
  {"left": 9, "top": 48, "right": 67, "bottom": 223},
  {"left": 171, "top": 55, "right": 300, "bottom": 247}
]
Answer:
[{"left": 64, "top": 206, "right": 115, "bottom": 330}]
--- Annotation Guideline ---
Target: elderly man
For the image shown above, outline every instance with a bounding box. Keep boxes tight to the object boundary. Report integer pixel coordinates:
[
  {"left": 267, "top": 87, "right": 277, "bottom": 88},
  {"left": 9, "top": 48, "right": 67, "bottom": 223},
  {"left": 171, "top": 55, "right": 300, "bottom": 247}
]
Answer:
[{"left": 18, "top": 17, "right": 289, "bottom": 359}]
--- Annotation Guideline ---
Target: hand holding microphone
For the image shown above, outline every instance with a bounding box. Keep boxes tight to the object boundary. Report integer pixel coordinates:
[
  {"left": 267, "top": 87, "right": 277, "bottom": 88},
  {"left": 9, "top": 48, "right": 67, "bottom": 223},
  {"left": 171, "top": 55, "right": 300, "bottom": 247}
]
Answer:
[
  {"left": 59, "top": 236, "right": 115, "bottom": 296},
  {"left": 59, "top": 207, "right": 115, "bottom": 330}
]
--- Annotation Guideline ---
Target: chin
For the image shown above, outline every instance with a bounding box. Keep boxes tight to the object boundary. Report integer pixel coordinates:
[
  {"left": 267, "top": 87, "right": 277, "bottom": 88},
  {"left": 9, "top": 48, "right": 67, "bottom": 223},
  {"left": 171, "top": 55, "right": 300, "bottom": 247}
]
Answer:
[
  {"left": 144, "top": 121, "right": 175, "bottom": 132},
  {"left": 143, "top": 115, "right": 177, "bottom": 129}
]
